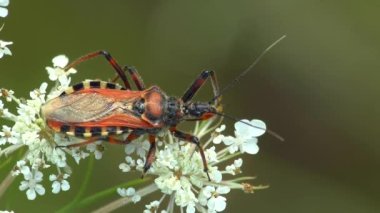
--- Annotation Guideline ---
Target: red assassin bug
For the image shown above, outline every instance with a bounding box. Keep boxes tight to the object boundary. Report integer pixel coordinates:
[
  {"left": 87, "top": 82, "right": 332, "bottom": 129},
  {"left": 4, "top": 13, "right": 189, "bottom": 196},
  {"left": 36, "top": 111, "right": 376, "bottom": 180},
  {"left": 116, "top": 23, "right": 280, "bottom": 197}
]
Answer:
[
  {"left": 42, "top": 50, "right": 221, "bottom": 180},
  {"left": 41, "top": 36, "right": 285, "bottom": 180}
]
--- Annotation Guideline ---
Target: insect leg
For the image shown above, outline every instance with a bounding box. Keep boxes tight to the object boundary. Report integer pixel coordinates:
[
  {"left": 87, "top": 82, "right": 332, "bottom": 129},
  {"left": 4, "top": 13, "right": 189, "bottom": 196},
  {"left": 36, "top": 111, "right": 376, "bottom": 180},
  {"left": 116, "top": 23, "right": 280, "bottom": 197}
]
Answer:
[
  {"left": 112, "top": 65, "right": 145, "bottom": 90},
  {"left": 56, "top": 137, "right": 100, "bottom": 148},
  {"left": 170, "top": 127, "right": 211, "bottom": 181},
  {"left": 141, "top": 135, "right": 157, "bottom": 178},
  {"left": 181, "top": 70, "right": 221, "bottom": 110},
  {"left": 64, "top": 50, "right": 132, "bottom": 89},
  {"left": 108, "top": 131, "right": 141, "bottom": 145}
]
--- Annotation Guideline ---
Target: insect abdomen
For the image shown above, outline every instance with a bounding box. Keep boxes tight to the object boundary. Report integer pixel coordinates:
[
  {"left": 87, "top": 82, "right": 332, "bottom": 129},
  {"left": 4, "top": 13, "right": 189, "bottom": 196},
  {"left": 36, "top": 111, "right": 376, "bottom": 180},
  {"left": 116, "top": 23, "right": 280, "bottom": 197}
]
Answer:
[{"left": 55, "top": 123, "right": 130, "bottom": 138}]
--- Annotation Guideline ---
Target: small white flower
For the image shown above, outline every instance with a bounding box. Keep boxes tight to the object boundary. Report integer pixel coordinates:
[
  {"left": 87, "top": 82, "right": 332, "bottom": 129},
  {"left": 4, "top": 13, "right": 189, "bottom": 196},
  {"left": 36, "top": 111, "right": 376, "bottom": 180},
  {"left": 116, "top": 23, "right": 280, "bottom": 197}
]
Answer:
[
  {"left": 215, "top": 124, "right": 226, "bottom": 133},
  {"left": 0, "top": 125, "right": 18, "bottom": 145},
  {"left": 12, "top": 160, "right": 30, "bottom": 176},
  {"left": 29, "top": 82, "right": 48, "bottom": 103},
  {"left": 212, "top": 134, "right": 224, "bottom": 144},
  {"left": 200, "top": 186, "right": 230, "bottom": 212},
  {"left": 117, "top": 187, "right": 141, "bottom": 203},
  {"left": 46, "top": 55, "right": 76, "bottom": 86},
  {"left": 86, "top": 141, "right": 104, "bottom": 160},
  {"left": 144, "top": 200, "right": 161, "bottom": 213},
  {"left": 0, "top": 89, "right": 14, "bottom": 102},
  {"left": 222, "top": 119, "right": 266, "bottom": 154},
  {"left": 19, "top": 170, "right": 45, "bottom": 200},
  {"left": 70, "top": 148, "right": 90, "bottom": 164},
  {"left": 125, "top": 139, "right": 150, "bottom": 158},
  {"left": 119, "top": 156, "right": 136, "bottom": 172},
  {"left": 0, "top": 40, "right": 12, "bottom": 58},
  {"left": 225, "top": 158, "right": 243, "bottom": 175},
  {"left": 49, "top": 173, "right": 70, "bottom": 194},
  {"left": 0, "top": 0, "right": 9, "bottom": 18}
]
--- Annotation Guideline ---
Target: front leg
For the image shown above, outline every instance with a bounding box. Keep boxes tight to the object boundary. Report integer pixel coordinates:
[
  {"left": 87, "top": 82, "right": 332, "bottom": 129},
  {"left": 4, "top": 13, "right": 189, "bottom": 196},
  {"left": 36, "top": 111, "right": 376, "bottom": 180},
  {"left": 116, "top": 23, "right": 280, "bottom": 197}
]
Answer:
[
  {"left": 170, "top": 127, "right": 211, "bottom": 181},
  {"left": 141, "top": 135, "right": 157, "bottom": 178}
]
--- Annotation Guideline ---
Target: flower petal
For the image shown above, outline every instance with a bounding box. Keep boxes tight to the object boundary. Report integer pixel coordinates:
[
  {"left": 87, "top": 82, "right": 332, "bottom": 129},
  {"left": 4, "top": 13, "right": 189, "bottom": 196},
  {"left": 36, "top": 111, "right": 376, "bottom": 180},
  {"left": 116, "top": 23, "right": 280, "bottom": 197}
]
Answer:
[
  {"left": 35, "top": 184, "right": 45, "bottom": 195},
  {"left": 26, "top": 189, "right": 36, "bottom": 200},
  {"left": 61, "top": 180, "right": 70, "bottom": 191},
  {"left": 248, "top": 119, "right": 266, "bottom": 137},
  {"left": 52, "top": 55, "right": 69, "bottom": 68},
  {"left": 52, "top": 181, "right": 61, "bottom": 194},
  {"left": 0, "top": 7, "right": 8, "bottom": 18},
  {"left": 214, "top": 196, "right": 227, "bottom": 212},
  {"left": 216, "top": 186, "right": 230, "bottom": 194},
  {"left": 0, "top": 0, "right": 10, "bottom": 7},
  {"left": 240, "top": 138, "right": 259, "bottom": 154}
]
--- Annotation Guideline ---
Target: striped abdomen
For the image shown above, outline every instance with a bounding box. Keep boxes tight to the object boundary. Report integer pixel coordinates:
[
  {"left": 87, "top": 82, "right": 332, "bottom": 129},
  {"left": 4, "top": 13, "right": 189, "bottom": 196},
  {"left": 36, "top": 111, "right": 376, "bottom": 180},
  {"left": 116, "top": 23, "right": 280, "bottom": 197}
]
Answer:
[{"left": 48, "top": 121, "right": 130, "bottom": 138}]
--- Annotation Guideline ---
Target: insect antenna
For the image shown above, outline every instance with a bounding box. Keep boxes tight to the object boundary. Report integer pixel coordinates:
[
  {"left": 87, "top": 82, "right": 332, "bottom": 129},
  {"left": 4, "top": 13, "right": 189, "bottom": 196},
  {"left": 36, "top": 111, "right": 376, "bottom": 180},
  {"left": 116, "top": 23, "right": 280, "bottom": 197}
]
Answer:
[
  {"left": 213, "top": 112, "right": 285, "bottom": 142},
  {"left": 209, "top": 35, "right": 286, "bottom": 104}
]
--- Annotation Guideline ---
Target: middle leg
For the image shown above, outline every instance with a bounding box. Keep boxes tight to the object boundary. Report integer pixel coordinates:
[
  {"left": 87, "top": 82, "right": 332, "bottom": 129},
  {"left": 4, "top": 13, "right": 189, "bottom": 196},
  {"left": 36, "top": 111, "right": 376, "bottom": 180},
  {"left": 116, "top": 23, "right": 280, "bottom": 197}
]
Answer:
[{"left": 112, "top": 65, "right": 145, "bottom": 90}]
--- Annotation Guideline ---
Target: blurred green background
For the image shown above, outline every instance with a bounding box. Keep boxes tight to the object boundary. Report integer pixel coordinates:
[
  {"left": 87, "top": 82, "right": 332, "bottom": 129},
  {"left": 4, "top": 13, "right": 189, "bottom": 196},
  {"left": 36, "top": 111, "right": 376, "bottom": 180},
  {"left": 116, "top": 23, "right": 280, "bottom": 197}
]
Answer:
[{"left": 0, "top": 0, "right": 379, "bottom": 212}]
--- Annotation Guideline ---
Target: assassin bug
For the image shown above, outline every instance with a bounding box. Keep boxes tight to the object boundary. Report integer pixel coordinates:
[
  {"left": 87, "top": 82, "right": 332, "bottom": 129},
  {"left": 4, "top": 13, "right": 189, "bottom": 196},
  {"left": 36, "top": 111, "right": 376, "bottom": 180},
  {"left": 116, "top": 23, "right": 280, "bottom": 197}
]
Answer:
[
  {"left": 42, "top": 36, "right": 285, "bottom": 180},
  {"left": 42, "top": 51, "right": 221, "bottom": 180}
]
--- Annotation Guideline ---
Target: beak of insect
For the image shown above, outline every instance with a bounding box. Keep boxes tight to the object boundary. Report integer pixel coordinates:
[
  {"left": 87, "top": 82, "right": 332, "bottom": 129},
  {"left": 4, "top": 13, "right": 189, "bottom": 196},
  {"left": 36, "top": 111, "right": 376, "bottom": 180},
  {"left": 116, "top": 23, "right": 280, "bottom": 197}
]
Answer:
[{"left": 185, "top": 102, "right": 217, "bottom": 120}]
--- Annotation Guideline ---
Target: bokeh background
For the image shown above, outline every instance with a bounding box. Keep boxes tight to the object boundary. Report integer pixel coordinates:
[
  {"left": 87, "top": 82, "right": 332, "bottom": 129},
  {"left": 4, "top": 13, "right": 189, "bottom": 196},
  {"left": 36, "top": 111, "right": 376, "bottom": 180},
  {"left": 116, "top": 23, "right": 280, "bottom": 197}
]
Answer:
[{"left": 0, "top": 0, "right": 379, "bottom": 212}]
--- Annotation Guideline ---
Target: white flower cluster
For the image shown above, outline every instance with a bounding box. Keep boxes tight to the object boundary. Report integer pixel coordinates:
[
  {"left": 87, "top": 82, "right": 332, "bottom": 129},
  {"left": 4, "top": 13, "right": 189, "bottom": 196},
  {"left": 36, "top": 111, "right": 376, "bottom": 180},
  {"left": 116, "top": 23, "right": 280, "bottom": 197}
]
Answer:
[
  {"left": 0, "top": 55, "right": 95, "bottom": 200},
  {"left": 0, "top": 0, "right": 12, "bottom": 59},
  {"left": 118, "top": 118, "right": 267, "bottom": 212}
]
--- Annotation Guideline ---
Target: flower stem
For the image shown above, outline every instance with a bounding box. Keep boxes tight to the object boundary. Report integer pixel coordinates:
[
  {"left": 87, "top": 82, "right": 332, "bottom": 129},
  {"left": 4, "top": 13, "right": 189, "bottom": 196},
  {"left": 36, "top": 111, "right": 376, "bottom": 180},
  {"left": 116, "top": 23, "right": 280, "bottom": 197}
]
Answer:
[
  {"left": 92, "top": 183, "right": 159, "bottom": 213},
  {"left": 0, "top": 170, "right": 15, "bottom": 200},
  {"left": 75, "top": 178, "right": 151, "bottom": 210},
  {"left": 56, "top": 156, "right": 95, "bottom": 213}
]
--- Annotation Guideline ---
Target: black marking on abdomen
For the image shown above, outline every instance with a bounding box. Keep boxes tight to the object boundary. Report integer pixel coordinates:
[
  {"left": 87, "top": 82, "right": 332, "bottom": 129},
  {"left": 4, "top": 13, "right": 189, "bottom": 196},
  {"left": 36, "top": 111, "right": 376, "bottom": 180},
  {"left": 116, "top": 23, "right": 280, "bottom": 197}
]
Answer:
[
  {"left": 74, "top": 126, "right": 86, "bottom": 137},
  {"left": 60, "top": 125, "right": 70, "bottom": 133},
  {"left": 73, "top": 83, "right": 84, "bottom": 91},
  {"left": 90, "top": 127, "right": 102, "bottom": 136},
  {"left": 120, "top": 127, "right": 129, "bottom": 133},
  {"left": 106, "top": 126, "right": 117, "bottom": 135},
  {"left": 106, "top": 82, "right": 116, "bottom": 89},
  {"left": 89, "top": 81, "right": 101, "bottom": 88}
]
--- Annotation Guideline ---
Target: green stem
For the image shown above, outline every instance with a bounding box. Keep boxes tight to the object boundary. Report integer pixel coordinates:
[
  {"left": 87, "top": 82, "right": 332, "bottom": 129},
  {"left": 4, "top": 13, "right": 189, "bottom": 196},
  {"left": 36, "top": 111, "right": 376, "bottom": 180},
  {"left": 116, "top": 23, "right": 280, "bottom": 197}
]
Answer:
[
  {"left": 75, "top": 178, "right": 151, "bottom": 210},
  {"left": 56, "top": 156, "right": 95, "bottom": 213},
  {"left": 92, "top": 183, "right": 159, "bottom": 213}
]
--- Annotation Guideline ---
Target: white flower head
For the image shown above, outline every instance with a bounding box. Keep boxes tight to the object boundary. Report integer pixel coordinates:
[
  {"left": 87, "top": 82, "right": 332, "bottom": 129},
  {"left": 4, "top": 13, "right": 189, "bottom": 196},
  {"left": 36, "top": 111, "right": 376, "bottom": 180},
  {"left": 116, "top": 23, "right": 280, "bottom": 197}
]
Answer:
[{"left": 0, "top": 0, "right": 9, "bottom": 18}]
